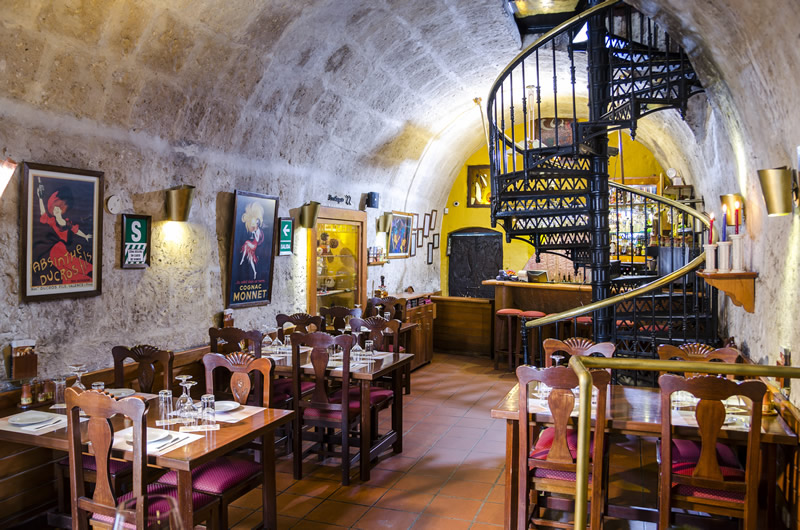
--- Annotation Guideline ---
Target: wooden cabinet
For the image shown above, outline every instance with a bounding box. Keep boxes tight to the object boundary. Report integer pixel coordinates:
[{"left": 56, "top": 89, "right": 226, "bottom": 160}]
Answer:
[{"left": 386, "top": 292, "right": 436, "bottom": 371}]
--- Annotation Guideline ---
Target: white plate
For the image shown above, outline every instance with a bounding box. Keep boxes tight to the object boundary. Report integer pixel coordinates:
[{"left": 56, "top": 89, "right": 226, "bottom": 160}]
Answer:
[
  {"left": 107, "top": 388, "right": 135, "bottom": 398},
  {"left": 8, "top": 411, "right": 53, "bottom": 426},
  {"left": 121, "top": 428, "right": 171, "bottom": 444},
  {"left": 215, "top": 401, "right": 241, "bottom": 413}
]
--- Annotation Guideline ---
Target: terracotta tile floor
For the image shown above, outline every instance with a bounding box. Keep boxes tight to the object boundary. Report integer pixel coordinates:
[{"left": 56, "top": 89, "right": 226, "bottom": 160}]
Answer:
[{"left": 225, "top": 353, "right": 661, "bottom": 529}]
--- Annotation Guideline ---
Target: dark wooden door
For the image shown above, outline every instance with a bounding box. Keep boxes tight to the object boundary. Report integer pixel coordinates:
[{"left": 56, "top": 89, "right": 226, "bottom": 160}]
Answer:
[{"left": 447, "top": 228, "right": 503, "bottom": 298}]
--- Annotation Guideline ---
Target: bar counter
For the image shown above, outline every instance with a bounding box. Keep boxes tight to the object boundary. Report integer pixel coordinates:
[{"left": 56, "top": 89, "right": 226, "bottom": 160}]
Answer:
[{"left": 481, "top": 279, "right": 592, "bottom": 313}]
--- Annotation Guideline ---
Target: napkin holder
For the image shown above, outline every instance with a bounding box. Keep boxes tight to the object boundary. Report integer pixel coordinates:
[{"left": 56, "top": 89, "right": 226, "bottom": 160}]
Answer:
[{"left": 8, "top": 340, "right": 37, "bottom": 380}]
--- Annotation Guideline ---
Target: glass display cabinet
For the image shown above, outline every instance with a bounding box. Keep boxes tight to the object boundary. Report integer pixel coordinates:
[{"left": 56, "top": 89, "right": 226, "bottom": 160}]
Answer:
[{"left": 305, "top": 207, "right": 367, "bottom": 314}]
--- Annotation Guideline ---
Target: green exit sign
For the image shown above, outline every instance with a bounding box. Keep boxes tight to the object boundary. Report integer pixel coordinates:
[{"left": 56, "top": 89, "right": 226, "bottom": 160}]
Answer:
[
  {"left": 279, "top": 217, "right": 293, "bottom": 256},
  {"left": 121, "top": 214, "right": 151, "bottom": 268}
]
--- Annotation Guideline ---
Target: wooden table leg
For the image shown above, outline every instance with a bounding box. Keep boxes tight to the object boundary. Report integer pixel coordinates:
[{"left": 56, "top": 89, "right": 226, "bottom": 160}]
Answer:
[
  {"left": 262, "top": 431, "right": 277, "bottom": 530},
  {"left": 765, "top": 443, "right": 777, "bottom": 529},
  {"left": 361, "top": 380, "right": 372, "bottom": 482},
  {"left": 504, "top": 419, "right": 519, "bottom": 530},
  {"left": 393, "top": 365, "right": 403, "bottom": 453},
  {"left": 176, "top": 469, "right": 193, "bottom": 529}
]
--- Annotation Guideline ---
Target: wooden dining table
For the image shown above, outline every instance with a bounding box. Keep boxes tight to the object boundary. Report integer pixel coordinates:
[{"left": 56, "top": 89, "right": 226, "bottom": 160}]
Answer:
[
  {"left": 0, "top": 395, "right": 294, "bottom": 529},
  {"left": 492, "top": 383, "right": 798, "bottom": 530},
  {"left": 268, "top": 350, "right": 414, "bottom": 481}
]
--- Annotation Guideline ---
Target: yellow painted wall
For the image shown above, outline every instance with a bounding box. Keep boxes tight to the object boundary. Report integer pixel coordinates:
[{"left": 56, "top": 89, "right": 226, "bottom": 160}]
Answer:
[{"left": 439, "top": 132, "right": 663, "bottom": 295}]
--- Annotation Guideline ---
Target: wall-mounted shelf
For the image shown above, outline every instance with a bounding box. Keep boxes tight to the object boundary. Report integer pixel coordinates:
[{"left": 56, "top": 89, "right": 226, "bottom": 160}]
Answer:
[
  {"left": 697, "top": 271, "right": 758, "bottom": 313},
  {"left": 368, "top": 260, "right": 388, "bottom": 267}
]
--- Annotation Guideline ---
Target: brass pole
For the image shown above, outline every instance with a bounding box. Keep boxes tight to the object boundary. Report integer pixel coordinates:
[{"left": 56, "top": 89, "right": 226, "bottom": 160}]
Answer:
[{"left": 568, "top": 357, "right": 800, "bottom": 528}]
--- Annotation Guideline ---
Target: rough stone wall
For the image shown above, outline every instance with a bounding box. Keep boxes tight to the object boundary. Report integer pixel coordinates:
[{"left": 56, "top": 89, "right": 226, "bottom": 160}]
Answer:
[{"left": 0, "top": 0, "right": 519, "bottom": 377}]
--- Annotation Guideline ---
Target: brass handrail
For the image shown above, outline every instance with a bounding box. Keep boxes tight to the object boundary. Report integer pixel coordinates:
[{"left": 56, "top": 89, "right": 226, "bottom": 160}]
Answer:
[{"left": 568, "top": 357, "right": 800, "bottom": 528}]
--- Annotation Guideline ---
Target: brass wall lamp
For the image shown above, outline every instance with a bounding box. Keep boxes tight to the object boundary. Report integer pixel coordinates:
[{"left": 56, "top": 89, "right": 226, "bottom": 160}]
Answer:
[
  {"left": 757, "top": 167, "right": 798, "bottom": 217},
  {"left": 719, "top": 193, "right": 744, "bottom": 225},
  {"left": 298, "top": 201, "right": 320, "bottom": 228},
  {"left": 166, "top": 184, "right": 195, "bottom": 221},
  {"left": 376, "top": 212, "right": 393, "bottom": 233}
]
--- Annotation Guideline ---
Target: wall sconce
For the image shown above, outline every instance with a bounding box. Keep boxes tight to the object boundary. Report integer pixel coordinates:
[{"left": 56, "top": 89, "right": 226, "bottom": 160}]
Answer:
[
  {"left": 376, "top": 212, "right": 393, "bottom": 233},
  {"left": 166, "top": 184, "right": 195, "bottom": 221},
  {"left": 0, "top": 157, "right": 18, "bottom": 197},
  {"left": 719, "top": 194, "right": 744, "bottom": 225},
  {"left": 757, "top": 167, "right": 797, "bottom": 217},
  {"left": 298, "top": 201, "right": 320, "bottom": 228}
]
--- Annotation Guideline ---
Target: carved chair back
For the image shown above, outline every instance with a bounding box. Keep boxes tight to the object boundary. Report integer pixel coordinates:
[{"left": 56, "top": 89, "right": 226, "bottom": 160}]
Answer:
[
  {"left": 542, "top": 338, "right": 615, "bottom": 368},
  {"left": 366, "top": 297, "right": 406, "bottom": 320},
  {"left": 276, "top": 313, "right": 324, "bottom": 340},
  {"left": 348, "top": 316, "right": 401, "bottom": 352},
  {"left": 209, "top": 327, "right": 264, "bottom": 357},
  {"left": 657, "top": 344, "right": 742, "bottom": 379},
  {"left": 66, "top": 388, "right": 148, "bottom": 528},
  {"left": 319, "top": 306, "right": 363, "bottom": 335},
  {"left": 112, "top": 344, "right": 174, "bottom": 393},
  {"left": 203, "top": 351, "right": 274, "bottom": 407},
  {"left": 657, "top": 374, "right": 766, "bottom": 527}
]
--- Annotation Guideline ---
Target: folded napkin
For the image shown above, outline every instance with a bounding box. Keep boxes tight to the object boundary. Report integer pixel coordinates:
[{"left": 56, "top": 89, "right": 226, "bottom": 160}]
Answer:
[{"left": 301, "top": 361, "right": 367, "bottom": 370}]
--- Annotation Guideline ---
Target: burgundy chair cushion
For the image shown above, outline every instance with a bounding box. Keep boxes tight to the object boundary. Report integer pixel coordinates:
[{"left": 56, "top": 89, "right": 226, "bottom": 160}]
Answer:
[
  {"left": 669, "top": 439, "right": 741, "bottom": 468},
  {"left": 672, "top": 483, "right": 746, "bottom": 503},
  {"left": 496, "top": 308, "right": 523, "bottom": 315},
  {"left": 387, "top": 345, "right": 406, "bottom": 353},
  {"left": 92, "top": 482, "right": 216, "bottom": 526},
  {"left": 157, "top": 457, "right": 260, "bottom": 494},
  {"left": 331, "top": 386, "right": 394, "bottom": 406},
  {"left": 520, "top": 310, "right": 546, "bottom": 318},
  {"left": 303, "top": 398, "right": 361, "bottom": 421},
  {"left": 273, "top": 378, "right": 315, "bottom": 397},
  {"left": 533, "top": 468, "right": 593, "bottom": 482},
  {"left": 576, "top": 316, "right": 592, "bottom": 324},
  {"left": 58, "top": 454, "right": 133, "bottom": 475},
  {"left": 529, "top": 427, "right": 595, "bottom": 461}
]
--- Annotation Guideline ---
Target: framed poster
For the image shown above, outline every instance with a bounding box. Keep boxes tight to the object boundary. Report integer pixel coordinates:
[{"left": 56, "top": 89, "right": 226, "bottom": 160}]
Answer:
[
  {"left": 412, "top": 213, "right": 419, "bottom": 231},
  {"left": 388, "top": 210, "right": 412, "bottom": 258},
  {"left": 409, "top": 237, "right": 416, "bottom": 257},
  {"left": 121, "top": 214, "right": 151, "bottom": 269},
  {"left": 432, "top": 233, "right": 440, "bottom": 249},
  {"left": 20, "top": 162, "right": 103, "bottom": 301},
  {"left": 430, "top": 209, "right": 438, "bottom": 231},
  {"left": 534, "top": 118, "right": 574, "bottom": 147},
  {"left": 423, "top": 213, "right": 431, "bottom": 238},
  {"left": 416, "top": 228, "right": 424, "bottom": 248},
  {"left": 467, "top": 165, "right": 491, "bottom": 208},
  {"left": 426, "top": 241, "right": 434, "bottom": 265},
  {"left": 227, "top": 190, "right": 279, "bottom": 308}
]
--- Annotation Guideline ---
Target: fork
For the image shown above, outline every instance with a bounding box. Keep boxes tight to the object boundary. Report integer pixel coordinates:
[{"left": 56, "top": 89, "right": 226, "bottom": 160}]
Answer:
[
  {"left": 156, "top": 435, "right": 184, "bottom": 453},
  {"left": 32, "top": 418, "right": 64, "bottom": 431}
]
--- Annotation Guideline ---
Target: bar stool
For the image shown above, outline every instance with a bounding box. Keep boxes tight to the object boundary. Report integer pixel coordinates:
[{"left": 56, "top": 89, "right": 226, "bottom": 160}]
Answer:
[
  {"left": 573, "top": 315, "right": 593, "bottom": 339},
  {"left": 519, "top": 310, "right": 546, "bottom": 367},
  {"left": 494, "top": 308, "right": 523, "bottom": 370}
]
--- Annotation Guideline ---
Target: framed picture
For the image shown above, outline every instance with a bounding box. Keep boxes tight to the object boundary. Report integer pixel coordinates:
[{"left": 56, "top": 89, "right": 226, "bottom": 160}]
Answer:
[
  {"left": 20, "top": 162, "right": 103, "bottom": 301},
  {"left": 423, "top": 213, "right": 431, "bottom": 238},
  {"left": 412, "top": 213, "right": 419, "bottom": 231},
  {"left": 432, "top": 233, "right": 440, "bottom": 249},
  {"left": 417, "top": 228, "right": 424, "bottom": 248},
  {"left": 430, "top": 209, "right": 438, "bottom": 231},
  {"left": 388, "top": 210, "right": 412, "bottom": 258},
  {"left": 534, "top": 117, "right": 574, "bottom": 147},
  {"left": 121, "top": 214, "right": 151, "bottom": 269},
  {"left": 409, "top": 237, "right": 417, "bottom": 257},
  {"left": 227, "top": 190, "right": 279, "bottom": 308},
  {"left": 467, "top": 165, "right": 491, "bottom": 208},
  {"left": 426, "top": 241, "right": 434, "bottom": 265}
]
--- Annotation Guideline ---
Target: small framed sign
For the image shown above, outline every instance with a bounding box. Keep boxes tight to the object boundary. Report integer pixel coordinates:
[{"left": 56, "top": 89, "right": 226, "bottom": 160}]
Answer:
[
  {"left": 426, "top": 241, "right": 434, "bottom": 265},
  {"left": 278, "top": 217, "right": 293, "bottom": 256},
  {"left": 121, "top": 214, "right": 151, "bottom": 269}
]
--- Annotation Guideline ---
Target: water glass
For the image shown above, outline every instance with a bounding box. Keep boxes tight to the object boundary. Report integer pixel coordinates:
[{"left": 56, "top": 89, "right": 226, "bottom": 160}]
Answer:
[
  {"left": 113, "top": 494, "right": 183, "bottom": 530},
  {"left": 383, "top": 311, "right": 391, "bottom": 321},
  {"left": 54, "top": 377, "right": 66, "bottom": 407},
  {"left": 91, "top": 381, "right": 105, "bottom": 392},
  {"left": 159, "top": 389, "right": 173, "bottom": 418},
  {"left": 200, "top": 394, "right": 215, "bottom": 424}
]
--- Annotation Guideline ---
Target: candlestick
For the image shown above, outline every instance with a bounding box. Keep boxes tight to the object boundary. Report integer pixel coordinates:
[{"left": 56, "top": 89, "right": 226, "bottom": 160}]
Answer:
[
  {"left": 730, "top": 233, "right": 745, "bottom": 272},
  {"left": 734, "top": 200, "right": 740, "bottom": 235},
  {"left": 721, "top": 204, "right": 727, "bottom": 242},
  {"left": 708, "top": 213, "right": 715, "bottom": 244},
  {"left": 704, "top": 243, "right": 717, "bottom": 273},
  {"left": 717, "top": 240, "right": 732, "bottom": 272}
]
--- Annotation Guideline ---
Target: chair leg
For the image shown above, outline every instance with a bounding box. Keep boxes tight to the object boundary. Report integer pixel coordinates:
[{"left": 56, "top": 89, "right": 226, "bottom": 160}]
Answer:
[
  {"left": 507, "top": 316, "right": 517, "bottom": 371},
  {"left": 293, "top": 417, "right": 303, "bottom": 480},
  {"left": 493, "top": 315, "right": 502, "bottom": 370},
  {"left": 342, "top": 426, "right": 350, "bottom": 486},
  {"left": 218, "top": 499, "right": 228, "bottom": 530}
]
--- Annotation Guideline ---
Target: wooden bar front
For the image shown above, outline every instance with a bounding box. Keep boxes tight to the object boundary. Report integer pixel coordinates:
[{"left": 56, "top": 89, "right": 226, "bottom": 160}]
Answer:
[{"left": 482, "top": 280, "right": 592, "bottom": 313}]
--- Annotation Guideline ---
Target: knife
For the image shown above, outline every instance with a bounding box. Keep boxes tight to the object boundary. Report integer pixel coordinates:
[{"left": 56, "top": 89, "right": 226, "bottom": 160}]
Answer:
[{"left": 156, "top": 435, "right": 184, "bottom": 453}]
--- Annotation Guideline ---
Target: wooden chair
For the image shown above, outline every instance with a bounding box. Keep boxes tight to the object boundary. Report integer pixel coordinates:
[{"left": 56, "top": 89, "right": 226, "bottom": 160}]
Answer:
[
  {"left": 542, "top": 337, "right": 616, "bottom": 368},
  {"left": 657, "top": 344, "right": 742, "bottom": 379},
  {"left": 366, "top": 296, "right": 406, "bottom": 320},
  {"left": 157, "top": 352, "right": 274, "bottom": 529},
  {"left": 112, "top": 344, "right": 174, "bottom": 392},
  {"left": 516, "top": 365, "right": 611, "bottom": 530},
  {"left": 320, "top": 305, "right": 363, "bottom": 335},
  {"left": 209, "top": 326, "right": 263, "bottom": 356},
  {"left": 657, "top": 374, "right": 766, "bottom": 529},
  {"left": 291, "top": 331, "right": 390, "bottom": 485},
  {"left": 65, "top": 388, "right": 218, "bottom": 529},
  {"left": 56, "top": 344, "right": 175, "bottom": 514},
  {"left": 276, "top": 313, "right": 324, "bottom": 340}
]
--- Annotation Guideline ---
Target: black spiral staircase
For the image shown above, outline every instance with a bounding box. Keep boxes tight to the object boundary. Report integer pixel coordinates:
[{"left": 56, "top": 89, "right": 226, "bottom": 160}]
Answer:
[{"left": 487, "top": 0, "right": 717, "bottom": 385}]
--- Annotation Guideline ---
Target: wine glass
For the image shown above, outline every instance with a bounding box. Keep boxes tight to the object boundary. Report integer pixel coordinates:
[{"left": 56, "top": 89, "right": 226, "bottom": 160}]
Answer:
[
  {"left": 113, "top": 494, "right": 184, "bottom": 529},
  {"left": 270, "top": 338, "right": 283, "bottom": 355},
  {"left": 351, "top": 340, "right": 364, "bottom": 362},
  {"left": 68, "top": 363, "right": 87, "bottom": 390},
  {"left": 179, "top": 380, "right": 198, "bottom": 423},
  {"left": 551, "top": 354, "right": 565, "bottom": 367},
  {"left": 175, "top": 375, "right": 194, "bottom": 414}
]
